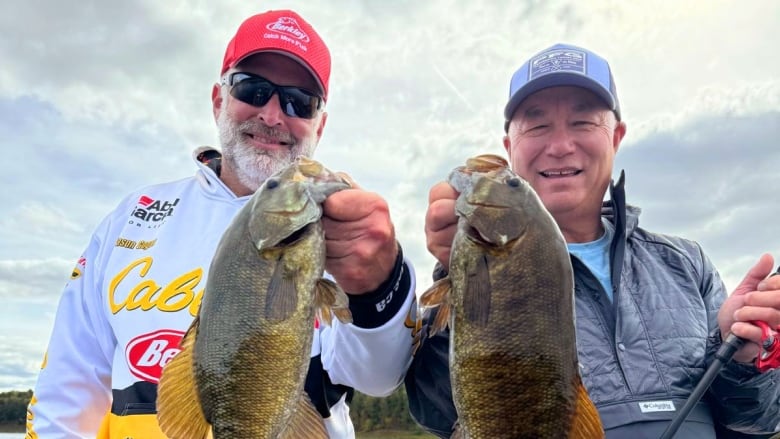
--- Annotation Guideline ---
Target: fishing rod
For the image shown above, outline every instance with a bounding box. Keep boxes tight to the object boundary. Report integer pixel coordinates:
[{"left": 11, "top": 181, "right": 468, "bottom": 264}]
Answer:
[{"left": 659, "top": 266, "right": 780, "bottom": 439}]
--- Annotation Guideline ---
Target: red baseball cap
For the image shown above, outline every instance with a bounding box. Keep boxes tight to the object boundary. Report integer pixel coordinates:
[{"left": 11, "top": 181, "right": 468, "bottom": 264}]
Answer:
[{"left": 221, "top": 10, "right": 331, "bottom": 100}]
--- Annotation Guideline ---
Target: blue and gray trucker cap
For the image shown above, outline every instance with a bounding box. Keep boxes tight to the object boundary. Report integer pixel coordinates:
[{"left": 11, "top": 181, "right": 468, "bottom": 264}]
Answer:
[{"left": 504, "top": 43, "right": 620, "bottom": 130}]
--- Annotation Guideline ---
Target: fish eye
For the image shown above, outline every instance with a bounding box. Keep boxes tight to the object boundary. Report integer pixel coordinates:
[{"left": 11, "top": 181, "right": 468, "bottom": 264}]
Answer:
[
  {"left": 267, "top": 179, "right": 279, "bottom": 189},
  {"left": 507, "top": 177, "right": 520, "bottom": 187}
]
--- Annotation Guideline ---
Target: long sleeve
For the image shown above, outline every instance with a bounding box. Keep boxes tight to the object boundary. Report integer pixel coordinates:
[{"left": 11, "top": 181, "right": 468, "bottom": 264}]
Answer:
[
  {"left": 320, "top": 255, "right": 417, "bottom": 397},
  {"left": 26, "top": 218, "right": 117, "bottom": 438}
]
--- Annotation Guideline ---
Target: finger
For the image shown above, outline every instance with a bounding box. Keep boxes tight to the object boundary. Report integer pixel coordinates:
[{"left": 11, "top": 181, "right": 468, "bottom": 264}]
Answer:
[
  {"left": 323, "top": 190, "right": 388, "bottom": 222},
  {"left": 732, "top": 253, "right": 775, "bottom": 296},
  {"left": 429, "top": 181, "right": 458, "bottom": 204},
  {"left": 757, "top": 257, "right": 779, "bottom": 291},
  {"left": 729, "top": 322, "right": 762, "bottom": 363},
  {"left": 733, "top": 304, "right": 780, "bottom": 327},
  {"left": 742, "top": 290, "right": 780, "bottom": 309},
  {"left": 426, "top": 198, "right": 458, "bottom": 233}
]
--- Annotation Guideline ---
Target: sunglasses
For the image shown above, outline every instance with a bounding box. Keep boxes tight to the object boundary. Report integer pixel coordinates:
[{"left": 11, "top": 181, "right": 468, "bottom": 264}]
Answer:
[{"left": 223, "top": 72, "right": 324, "bottom": 119}]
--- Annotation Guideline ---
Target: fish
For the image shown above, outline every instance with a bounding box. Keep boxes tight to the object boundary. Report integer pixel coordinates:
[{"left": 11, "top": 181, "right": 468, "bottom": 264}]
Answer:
[
  {"left": 156, "top": 156, "right": 353, "bottom": 439},
  {"left": 420, "top": 154, "right": 604, "bottom": 438}
]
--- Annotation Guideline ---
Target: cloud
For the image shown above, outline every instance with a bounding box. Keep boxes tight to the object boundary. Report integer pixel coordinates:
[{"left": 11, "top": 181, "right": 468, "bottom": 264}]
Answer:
[
  {"left": 617, "top": 111, "right": 780, "bottom": 290},
  {"left": 1, "top": 0, "right": 778, "bottom": 394},
  {"left": 0, "top": 258, "right": 74, "bottom": 299},
  {"left": 0, "top": 335, "right": 45, "bottom": 392}
]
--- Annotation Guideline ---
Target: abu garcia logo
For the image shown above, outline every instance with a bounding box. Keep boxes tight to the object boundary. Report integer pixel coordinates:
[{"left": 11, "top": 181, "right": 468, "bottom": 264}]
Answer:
[{"left": 129, "top": 195, "right": 180, "bottom": 228}]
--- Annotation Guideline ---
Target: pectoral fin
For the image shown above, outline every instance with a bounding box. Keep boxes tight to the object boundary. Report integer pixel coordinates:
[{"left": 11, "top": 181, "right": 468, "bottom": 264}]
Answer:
[
  {"left": 420, "top": 277, "right": 453, "bottom": 336},
  {"left": 464, "top": 254, "right": 490, "bottom": 327},
  {"left": 157, "top": 317, "right": 211, "bottom": 439},
  {"left": 315, "top": 278, "right": 352, "bottom": 326},
  {"left": 266, "top": 256, "right": 298, "bottom": 321}
]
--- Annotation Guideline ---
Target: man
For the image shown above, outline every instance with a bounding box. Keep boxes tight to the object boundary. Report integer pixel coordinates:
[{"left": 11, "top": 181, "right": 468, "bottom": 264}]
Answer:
[
  {"left": 406, "top": 43, "right": 780, "bottom": 438},
  {"left": 26, "top": 10, "right": 416, "bottom": 439}
]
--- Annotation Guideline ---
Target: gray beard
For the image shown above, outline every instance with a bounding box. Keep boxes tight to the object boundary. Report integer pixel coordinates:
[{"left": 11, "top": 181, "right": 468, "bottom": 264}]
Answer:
[{"left": 217, "top": 111, "right": 317, "bottom": 192}]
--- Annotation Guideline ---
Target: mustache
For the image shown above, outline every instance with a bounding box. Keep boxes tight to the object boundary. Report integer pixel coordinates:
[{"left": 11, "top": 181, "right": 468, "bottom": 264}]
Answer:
[{"left": 237, "top": 120, "right": 296, "bottom": 145}]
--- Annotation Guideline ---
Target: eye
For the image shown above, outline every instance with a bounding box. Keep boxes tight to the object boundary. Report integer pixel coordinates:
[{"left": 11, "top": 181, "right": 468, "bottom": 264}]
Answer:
[
  {"left": 267, "top": 179, "right": 279, "bottom": 189},
  {"left": 507, "top": 177, "right": 520, "bottom": 187}
]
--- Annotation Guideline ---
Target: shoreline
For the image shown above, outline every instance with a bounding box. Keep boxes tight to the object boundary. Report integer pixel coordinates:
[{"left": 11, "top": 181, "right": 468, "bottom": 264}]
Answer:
[{"left": 0, "top": 424, "right": 24, "bottom": 433}]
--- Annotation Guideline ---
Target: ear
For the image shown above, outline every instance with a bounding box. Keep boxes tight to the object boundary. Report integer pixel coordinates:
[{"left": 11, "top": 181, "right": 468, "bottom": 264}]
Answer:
[
  {"left": 502, "top": 134, "right": 512, "bottom": 160},
  {"left": 315, "top": 111, "right": 328, "bottom": 142},
  {"left": 613, "top": 121, "right": 627, "bottom": 153},
  {"left": 212, "top": 83, "right": 222, "bottom": 122}
]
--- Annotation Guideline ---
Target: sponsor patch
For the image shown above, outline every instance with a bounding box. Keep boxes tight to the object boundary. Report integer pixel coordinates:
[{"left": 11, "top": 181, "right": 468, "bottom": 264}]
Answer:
[
  {"left": 638, "top": 400, "right": 676, "bottom": 413},
  {"left": 530, "top": 48, "right": 587, "bottom": 79},
  {"left": 70, "top": 256, "right": 87, "bottom": 279},
  {"left": 128, "top": 196, "right": 180, "bottom": 228},
  {"left": 126, "top": 329, "right": 185, "bottom": 383},
  {"left": 265, "top": 16, "right": 310, "bottom": 42}
]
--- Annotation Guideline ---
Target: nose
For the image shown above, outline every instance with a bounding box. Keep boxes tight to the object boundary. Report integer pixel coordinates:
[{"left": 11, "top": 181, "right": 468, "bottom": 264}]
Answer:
[
  {"left": 546, "top": 125, "right": 576, "bottom": 157},
  {"left": 254, "top": 92, "right": 285, "bottom": 126}
]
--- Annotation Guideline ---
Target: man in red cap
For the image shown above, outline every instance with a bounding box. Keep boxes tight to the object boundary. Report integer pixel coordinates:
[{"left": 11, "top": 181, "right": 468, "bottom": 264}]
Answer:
[{"left": 26, "top": 10, "right": 417, "bottom": 439}]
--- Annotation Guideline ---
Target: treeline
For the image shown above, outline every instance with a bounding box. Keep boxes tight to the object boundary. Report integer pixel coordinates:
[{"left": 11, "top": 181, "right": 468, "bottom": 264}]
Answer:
[
  {"left": 0, "top": 389, "right": 31, "bottom": 425},
  {"left": 350, "top": 386, "right": 427, "bottom": 433},
  {"left": 1, "top": 388, "right": 426, "bottom": 433}
]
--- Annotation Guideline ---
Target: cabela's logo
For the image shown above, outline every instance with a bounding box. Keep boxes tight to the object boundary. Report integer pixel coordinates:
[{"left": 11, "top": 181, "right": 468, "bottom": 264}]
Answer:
[{"left": 128, "top": 195, "right": 180, "bottom": 227}]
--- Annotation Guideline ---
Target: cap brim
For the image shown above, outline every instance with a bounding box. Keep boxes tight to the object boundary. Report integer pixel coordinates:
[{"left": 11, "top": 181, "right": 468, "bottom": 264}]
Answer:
[{"left": 503, "top": 72, "right": 616, "bottom": 121}]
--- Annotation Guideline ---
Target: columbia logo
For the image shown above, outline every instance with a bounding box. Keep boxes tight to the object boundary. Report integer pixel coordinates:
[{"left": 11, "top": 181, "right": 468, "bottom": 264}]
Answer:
[{"left": 638, "top": 401, "right": 675, "bottom": 413}]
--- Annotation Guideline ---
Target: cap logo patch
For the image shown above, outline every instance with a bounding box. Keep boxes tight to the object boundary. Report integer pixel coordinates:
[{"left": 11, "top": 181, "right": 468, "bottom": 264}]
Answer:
[
  {"left": 530, "top": 49, "right": 586, "bottom": 79},
  {"left": 266, "top": 17, "right": 310, "bottom": 43}
]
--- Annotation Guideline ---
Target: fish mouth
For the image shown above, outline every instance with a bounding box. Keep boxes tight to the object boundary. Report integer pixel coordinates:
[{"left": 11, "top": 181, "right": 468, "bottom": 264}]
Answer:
[
  {"left": 464, "top": 225, "right": 516, "bottom": 247},
  {"left": 277, "top": 223, "right": 311, "bottom": 246},
  {"left": 261, "top": 222, "right": 313, "bottom": 250}
]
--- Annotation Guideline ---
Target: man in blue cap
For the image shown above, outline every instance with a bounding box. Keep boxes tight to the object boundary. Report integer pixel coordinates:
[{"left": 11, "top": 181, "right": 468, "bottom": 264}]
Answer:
[{"left": 406, "top": 43, "right": 780, "bottom": 438}]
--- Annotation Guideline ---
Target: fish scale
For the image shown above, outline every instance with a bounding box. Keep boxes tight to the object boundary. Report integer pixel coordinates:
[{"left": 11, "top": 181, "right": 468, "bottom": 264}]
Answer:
[
  {"left": 156, "top": 157, "right": 352, "bottom": 439},
  {"left": 421, "top": 154, "right": 604, "bottom": 438}
]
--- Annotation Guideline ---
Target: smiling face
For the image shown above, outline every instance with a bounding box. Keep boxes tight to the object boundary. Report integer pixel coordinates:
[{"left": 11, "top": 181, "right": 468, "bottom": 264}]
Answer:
[
  {"left": 503, "top": 86, "right": 626, "bottom": 240},
  {"left": 212, "top": 52, "right": 328, "bottom": 196}
]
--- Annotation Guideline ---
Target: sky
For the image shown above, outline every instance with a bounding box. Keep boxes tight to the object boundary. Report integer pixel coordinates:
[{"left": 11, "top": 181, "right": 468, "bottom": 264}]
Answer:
[{"left": 0, "top": 0, "right": 778, "bottom": 393}]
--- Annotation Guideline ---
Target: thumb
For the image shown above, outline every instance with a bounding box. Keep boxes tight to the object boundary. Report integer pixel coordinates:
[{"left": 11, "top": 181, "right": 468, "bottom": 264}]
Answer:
[{"left": 732, "top": 253, "right": 775, "bottom": 296}]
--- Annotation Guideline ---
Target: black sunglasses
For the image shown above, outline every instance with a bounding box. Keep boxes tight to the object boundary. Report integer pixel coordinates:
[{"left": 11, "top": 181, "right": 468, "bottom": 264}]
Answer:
[{"left": 223, "top": 72, "right": 323, "bottom": 119}]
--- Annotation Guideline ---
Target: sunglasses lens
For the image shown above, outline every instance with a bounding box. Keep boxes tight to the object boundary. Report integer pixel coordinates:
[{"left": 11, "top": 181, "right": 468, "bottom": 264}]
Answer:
[
  {"left": 230, "top": 79, "right": 275, "bottom": 108},
  {"left": 279, "top": 88, "right": 321, "bottom": 119},
  {"left": 228, "top": 73, "right": 322, "bottom": 119}
]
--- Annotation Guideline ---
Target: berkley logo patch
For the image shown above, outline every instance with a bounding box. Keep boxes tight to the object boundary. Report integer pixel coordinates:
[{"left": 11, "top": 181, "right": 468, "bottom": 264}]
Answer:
[
  {"left": 130, "top": 196, "right": 179, "bottom": 223},
  {"left": 126, "top": 329, "right": 185, "bottom": 383},
  {"left": 266, "top": 17, "right": 310, "bottom": 42}
]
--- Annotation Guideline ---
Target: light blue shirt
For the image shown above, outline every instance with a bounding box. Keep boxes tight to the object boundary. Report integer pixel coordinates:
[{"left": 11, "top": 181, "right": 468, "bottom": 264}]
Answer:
[{"left": 567, "top": 218, "right": 614, "bottom": 302}]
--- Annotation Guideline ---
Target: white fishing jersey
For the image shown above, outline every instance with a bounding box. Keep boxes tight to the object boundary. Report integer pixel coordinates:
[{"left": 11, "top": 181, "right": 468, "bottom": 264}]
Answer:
[{"left": 26, "top": 148, "right": 417, "bottom": 439}]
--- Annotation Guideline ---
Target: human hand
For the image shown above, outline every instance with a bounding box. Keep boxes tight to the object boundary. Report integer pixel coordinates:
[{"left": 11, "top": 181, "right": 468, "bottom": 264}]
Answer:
[
  {"left": 321, "top": 176, "right": 398, "bottom": 295},
  {"left": 425, "top": 181, "right": 459, "bottom": 268},
  {"left": 718, "top": 254, "right": 780, "bottom": 364}
]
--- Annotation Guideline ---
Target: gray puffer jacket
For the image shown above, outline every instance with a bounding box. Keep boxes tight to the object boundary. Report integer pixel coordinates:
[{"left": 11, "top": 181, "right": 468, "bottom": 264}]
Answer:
[{"left": 405, "top": 173, "right": 780, "bottom": 438}]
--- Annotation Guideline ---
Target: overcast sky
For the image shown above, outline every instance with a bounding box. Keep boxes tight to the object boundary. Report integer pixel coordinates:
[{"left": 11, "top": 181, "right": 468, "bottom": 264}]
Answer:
[{"left": 0, "top": 0, "right": 778, "bottom": 392}]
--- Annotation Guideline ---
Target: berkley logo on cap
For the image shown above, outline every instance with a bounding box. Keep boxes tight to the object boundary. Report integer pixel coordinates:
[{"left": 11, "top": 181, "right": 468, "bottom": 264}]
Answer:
[{"left": 266, "top": 17, "right": 310, "bottom": 43}]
